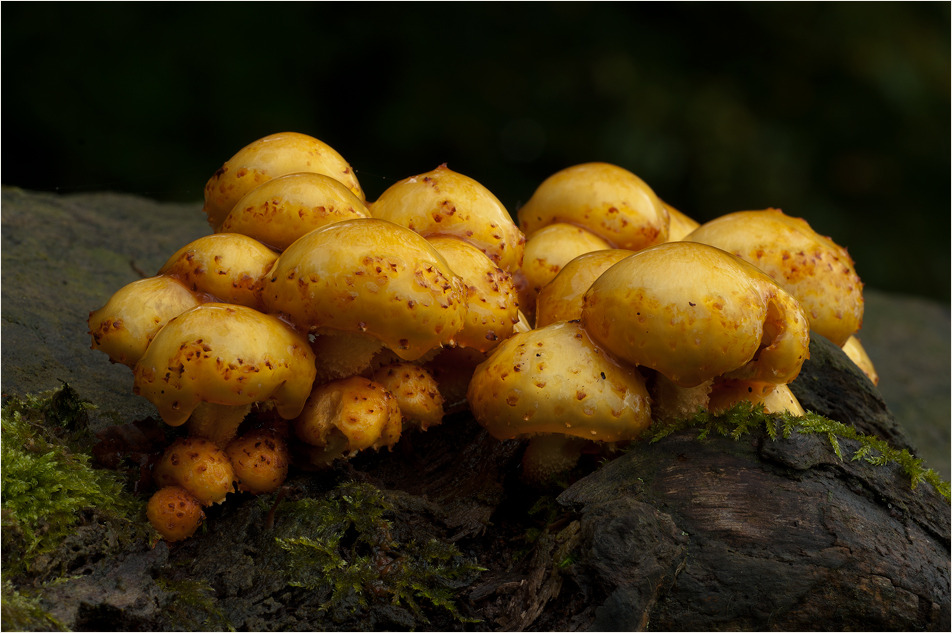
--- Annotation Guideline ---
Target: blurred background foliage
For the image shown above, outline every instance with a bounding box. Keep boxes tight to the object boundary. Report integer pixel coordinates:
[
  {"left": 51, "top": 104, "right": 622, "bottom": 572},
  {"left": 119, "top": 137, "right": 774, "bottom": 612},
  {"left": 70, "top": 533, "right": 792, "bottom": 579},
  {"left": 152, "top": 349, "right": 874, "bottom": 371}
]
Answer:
[{"left": 3, "top": 3, "right": 949, "bottom": 300}]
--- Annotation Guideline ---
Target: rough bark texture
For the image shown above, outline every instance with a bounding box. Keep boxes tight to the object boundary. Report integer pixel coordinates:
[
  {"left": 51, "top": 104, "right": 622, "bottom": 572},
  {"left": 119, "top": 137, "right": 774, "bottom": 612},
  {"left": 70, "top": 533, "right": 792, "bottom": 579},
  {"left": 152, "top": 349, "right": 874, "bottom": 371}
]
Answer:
[{"left": 2, "top": 188, "right": 950, "bottom": 631}]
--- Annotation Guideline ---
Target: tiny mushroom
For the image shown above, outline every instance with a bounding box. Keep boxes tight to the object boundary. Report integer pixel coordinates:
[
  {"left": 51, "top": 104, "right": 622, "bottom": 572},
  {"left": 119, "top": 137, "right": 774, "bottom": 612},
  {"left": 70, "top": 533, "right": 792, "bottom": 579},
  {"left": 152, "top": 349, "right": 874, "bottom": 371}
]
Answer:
[
  {"left": 146, "top": 485, "right": 205, "bottom": 542},
  {"left": 202, "top": 132, "right": 365, "bottom": 230},
  {"left": 133, "top": 303, "right": 317, "bottom": 446},
  {"left": 372, "top": 362, "right": 445, "bottom": 432},
  {"left": 225, "top": 428, "right": 291, "bottom": 494},
  {"left": 153, "top": 437, "right": 237, "bottom": 505},
  {"left": 219, "top": 172, "right": 369, "bottom": 251},
  {"left": 293, "top": 376, "right": 402, "bottom": 466},
  {"left": 467, "top": 321, "right": 652, "bottom": 483}
]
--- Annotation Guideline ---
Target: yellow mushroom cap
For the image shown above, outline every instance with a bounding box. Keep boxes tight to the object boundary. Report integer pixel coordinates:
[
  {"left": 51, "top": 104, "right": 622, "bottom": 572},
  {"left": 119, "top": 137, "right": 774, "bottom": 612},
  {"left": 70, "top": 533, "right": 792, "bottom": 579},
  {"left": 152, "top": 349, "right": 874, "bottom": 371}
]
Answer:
[
  {"left": 685, "top": 208, "right": 863, "bottom": 347},
  {"left": 219, "top": 172, "right": 369, "bottom": 251},
  {"left": 535, "top": 249, "right": 634, "bottom": 328},
  {"left": 133, "top": 303, "right": 316, "bottom": 427},
  {"left": 427, "top": 236, "right": 518, "bottom": 352},
  {"left": 146, "top": 486, "right": 204, "bottom": 542},
  {"left": 581, "top": 242, "right": 811, "bottom": 388},
  {"left": 520, "top": 223, "right": 612, "bottom": 320},
  {"left": 294, "top": 376, "right": 402, "bottom": 454},
  {"left": 372, "top": 362, "right": 445, "bottom": 431},
  {"left": 157, "top": 233, "right": 278, "bottom": 309},
  {"left": 662, "top": 201, "right": 700, "bottom": 241},
  {"left": 88, "top": 276, "right": 204, "bottom": 367},
  {"left": 467, "top": 321, "right": 651, "bottom": 443},
  {"left": 841, "top": 335, "right": 879, "bottom": 386},
  {"left": 202, "top": 132, "right": 365, "bottom": 230},
  {"left": 259, "top": 218, "right": 466, "bottom": 361},
  {"left": 153, "top": 437, "right": 236, "bottom": 506},
  {"left": 369, "top": 164, "right": 526, "bottom": 272},
  {"left": 225, "top": 428, "right": 291, "bottom": 494},
  {"left": 517, "top": 162, "right": 669, "bottom": 250}
]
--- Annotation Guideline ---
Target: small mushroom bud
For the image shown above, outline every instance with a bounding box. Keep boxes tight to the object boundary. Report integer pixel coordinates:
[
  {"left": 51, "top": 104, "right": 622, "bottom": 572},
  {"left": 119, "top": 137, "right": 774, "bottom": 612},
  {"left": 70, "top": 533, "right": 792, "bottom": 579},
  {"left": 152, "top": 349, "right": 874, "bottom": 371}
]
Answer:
[
  {"left": 225, "top": 429, "right": 290, "bottom": 494},
  {"left": 294, "top": 376, "right": 402, "bottom": 466},
  {"left": 147, "top": 486, "right": 205, "bottom": 542},
  {"left": 153, "top": 437, "right": 236, "bottom": 505},
  {"left": 157, "top": 233, "right": 278, "bottom": 309},
  {"left": 517, "top": 162, "right": 669, "bottom": 251},
  {"left": 219, "top": 172, "right": 369, "bottom": 251},
  {"left": 202, "top": 132, "right": 365, "bottom": 230},
  {"left": 88, "top": 276, "right": 203, "bottom": 367},
  {"left": 372, "top": 363, "right": 444, "bottom": 431},
  {"left": 370, "top": 164, "right": 526, "bottom": 272}
]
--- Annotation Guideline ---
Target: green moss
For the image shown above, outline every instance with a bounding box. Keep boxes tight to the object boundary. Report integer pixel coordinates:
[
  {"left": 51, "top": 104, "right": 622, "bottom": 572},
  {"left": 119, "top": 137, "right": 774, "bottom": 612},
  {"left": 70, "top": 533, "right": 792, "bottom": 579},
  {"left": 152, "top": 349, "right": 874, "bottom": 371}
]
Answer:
[
  {"left": 0, "top": 578, "right": 67, "bottom": 632},
  {"left": 649, "top": 402, "right": 951, "bottom": 501},
  {"left": 274, "top": 482, "right": 482, "bottom": 624},
  {"left": 155, "top": 578, "right": 235, "bottom": 632},
  {"left": 1, "top": 386, "right": 143, "bottom": 567}
]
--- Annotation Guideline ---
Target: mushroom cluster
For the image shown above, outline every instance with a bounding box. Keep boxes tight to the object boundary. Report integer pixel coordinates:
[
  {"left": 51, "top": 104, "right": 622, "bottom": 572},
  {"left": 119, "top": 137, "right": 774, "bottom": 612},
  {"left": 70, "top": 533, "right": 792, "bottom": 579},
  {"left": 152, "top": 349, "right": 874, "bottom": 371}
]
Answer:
[{"left": 90, "top": 131, "right": 873, "bottom": 539}]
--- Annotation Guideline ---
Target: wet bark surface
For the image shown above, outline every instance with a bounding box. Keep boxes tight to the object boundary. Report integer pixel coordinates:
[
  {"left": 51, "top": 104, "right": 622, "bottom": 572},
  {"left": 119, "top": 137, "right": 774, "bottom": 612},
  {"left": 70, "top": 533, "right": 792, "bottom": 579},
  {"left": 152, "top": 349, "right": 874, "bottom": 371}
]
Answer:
[{"left": 2, "top": 189, "right": 950, "bottom": 631}]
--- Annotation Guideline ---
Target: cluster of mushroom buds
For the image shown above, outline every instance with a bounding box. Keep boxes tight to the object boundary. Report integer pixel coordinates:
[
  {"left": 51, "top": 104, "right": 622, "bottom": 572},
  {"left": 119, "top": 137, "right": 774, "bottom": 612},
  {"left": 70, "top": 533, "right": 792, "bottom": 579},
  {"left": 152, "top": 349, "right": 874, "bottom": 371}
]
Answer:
[{"left": 89, "top": 131, "right": 874, "bottom": 539}]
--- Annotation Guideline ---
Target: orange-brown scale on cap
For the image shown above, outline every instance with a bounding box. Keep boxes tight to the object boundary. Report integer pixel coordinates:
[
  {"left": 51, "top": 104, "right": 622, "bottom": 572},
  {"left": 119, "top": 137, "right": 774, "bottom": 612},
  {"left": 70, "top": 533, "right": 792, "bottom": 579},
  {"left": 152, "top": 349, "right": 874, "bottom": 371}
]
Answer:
[
  {"left": 153, "top": 437, "right": 236, "bottom": 506},
  {"left": 294, "top": 376, "right": 402, "bottom": 467},
  {"left": 89, "top": 276, "right": 205, "bottom": 367},
  {"left": 372, "top": 362, "right": 445, "bottom": 431},
  {"left": 370, "top": 165, "right": 526, "bottom": 273},
  {"left": 219, "top": 172, "right": 370, "bottom": 251},
  {"left": 202, "top": 132, "right": 365, "bottom": 230},
  {"left": 260, "top": 219, "right": 466, "bottom": 362},
  {"left": 517, "top": 163, "right": 669, "bottom": 252},
  {"left": 147, "top": 486, "right": 205, "bottom": 542},
  {"left": 225, "top": 429, "right": 290, "bottom": 494},
  {"left": 157, "top": 233, "right": 278, "bottom": 310}
]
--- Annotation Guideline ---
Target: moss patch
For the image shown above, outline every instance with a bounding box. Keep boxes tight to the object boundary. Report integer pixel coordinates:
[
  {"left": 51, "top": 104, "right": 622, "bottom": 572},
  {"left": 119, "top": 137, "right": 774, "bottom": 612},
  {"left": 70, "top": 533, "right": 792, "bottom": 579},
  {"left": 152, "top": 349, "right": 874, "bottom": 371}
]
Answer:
[{"left": 649, "top": 402, "right": 950, "bottom": 501}]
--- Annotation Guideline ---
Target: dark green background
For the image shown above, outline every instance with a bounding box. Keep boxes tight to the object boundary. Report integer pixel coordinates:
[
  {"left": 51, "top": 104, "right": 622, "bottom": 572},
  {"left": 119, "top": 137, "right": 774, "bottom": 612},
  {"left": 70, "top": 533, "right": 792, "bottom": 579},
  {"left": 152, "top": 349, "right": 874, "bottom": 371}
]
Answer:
[{"left": 4, "top": 3, "right": 949, "bottom": 300}]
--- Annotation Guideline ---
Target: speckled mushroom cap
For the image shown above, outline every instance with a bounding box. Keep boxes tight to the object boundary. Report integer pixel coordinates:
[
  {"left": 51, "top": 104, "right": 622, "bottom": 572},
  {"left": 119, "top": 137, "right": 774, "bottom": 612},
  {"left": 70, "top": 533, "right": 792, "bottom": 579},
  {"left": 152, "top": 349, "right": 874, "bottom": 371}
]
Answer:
[
  {"left": 219, "top": 172, "right": 369, "bottom": 251},
  {"left": 202, "top": 132, "right": 365, "bottom": 230},
  {"left": 260, "top": 218, "right": 466, "bottom": 361},
  {"left": 517, "top": 163, "right": 669, "bottom": 251},
  {"left": 133, "top": 303, "right": 316, "bottom": 427},
  {"left": 88, "top": 275, "right": 204, "bottom": 367},
  {"left": 427, "top": 236, "right": 518, "bottom": 352},
  {"left": 520, "top": 223, "right": 612, "bottom": 319},
  {"left": 157, "top": 233, "right": 278, "bottom": 309},
  {"left": 467, "top": 321, "right": 651, "bottom": 443},
  {"left": 581, "top": 242, "right": 811, "bottom": 388},
  {"left": 535, "top": 249, "right": 634, "bottom": 328},
  {"left": 369, "top": 164, "right": 526, "bottom": 272},
  {"left": 684, "top": 209, "right": 863, "bottom": 347}
]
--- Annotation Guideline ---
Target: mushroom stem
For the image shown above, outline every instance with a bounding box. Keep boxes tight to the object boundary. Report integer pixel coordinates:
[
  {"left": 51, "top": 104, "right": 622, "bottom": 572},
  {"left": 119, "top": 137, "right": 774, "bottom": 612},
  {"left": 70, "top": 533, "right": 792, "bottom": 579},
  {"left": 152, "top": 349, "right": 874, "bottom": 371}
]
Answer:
[
  {"left": 522, "top": 434, "right": 588, "bottom": 485},
  {"left": 649, "top": 372, "right": 713, "bottom": 422},
  {"left": 187, "top": 402, "right": 253, "bottom": 447}
]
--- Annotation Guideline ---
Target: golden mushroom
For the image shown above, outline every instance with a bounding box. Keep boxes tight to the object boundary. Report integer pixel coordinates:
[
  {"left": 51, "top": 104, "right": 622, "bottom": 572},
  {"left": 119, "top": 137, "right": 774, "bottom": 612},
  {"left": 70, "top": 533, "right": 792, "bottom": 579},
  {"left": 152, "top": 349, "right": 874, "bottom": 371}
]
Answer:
[
  {"left": 133, "top": 303, "right": 317, "bottom": 446},
  {"left": 202, "top": 132, "right": 365, "bottom": 230},
  {"left": 534, "top": 249, "right": 634, "bottom": 328}
]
